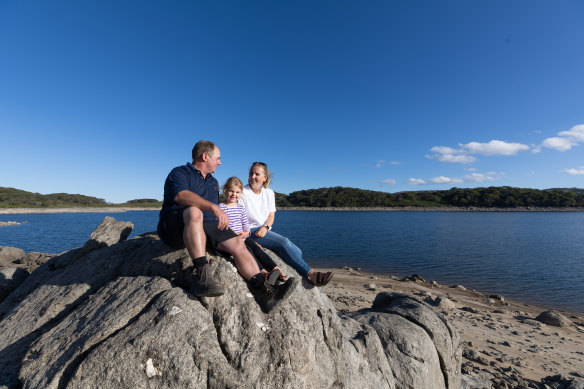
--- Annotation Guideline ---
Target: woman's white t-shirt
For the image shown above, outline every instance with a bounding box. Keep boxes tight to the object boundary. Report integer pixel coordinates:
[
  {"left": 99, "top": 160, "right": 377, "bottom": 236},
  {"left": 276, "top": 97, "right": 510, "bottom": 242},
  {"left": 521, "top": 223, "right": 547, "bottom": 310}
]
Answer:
[{"left": 239, "top": 185, "right": 276, "bottom": 229}]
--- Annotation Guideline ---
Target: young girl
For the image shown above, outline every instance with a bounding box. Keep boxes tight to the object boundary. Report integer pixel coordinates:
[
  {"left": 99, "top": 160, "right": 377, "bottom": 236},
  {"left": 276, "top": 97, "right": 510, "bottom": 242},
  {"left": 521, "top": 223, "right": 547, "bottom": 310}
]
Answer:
[{"left": 219, "top": 177, "right": 288, "bottom": 281}]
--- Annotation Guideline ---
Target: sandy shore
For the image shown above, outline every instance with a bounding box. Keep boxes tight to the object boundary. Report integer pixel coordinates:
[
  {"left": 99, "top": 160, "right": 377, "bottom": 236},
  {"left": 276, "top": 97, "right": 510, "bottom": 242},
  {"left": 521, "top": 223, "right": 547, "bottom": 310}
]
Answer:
[{"left": 314, "top": 267, "right": 584, "bottom": 383}]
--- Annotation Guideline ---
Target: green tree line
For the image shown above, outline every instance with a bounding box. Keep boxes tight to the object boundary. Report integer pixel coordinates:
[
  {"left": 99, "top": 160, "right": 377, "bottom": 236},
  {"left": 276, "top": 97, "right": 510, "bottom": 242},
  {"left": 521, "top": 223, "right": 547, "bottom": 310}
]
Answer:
[
  {"left": 0, "top": 188, "right": 161, "bottom": 208},
  {"left": 3, "top": 186, "right": 583, "bottom": 209},
  {"left": 275, "top": 186, "right": 584, "bottom": 208}
]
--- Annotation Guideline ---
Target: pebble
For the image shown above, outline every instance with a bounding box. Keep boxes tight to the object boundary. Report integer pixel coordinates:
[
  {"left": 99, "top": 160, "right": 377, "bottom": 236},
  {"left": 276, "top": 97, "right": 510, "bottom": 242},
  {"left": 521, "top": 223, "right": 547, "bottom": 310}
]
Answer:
[
  {"left": 168, "top": 306, "right": 182, "bottom": 316},
  {"left": 145, "top": 358, "right": 161, "bottom": 378}
]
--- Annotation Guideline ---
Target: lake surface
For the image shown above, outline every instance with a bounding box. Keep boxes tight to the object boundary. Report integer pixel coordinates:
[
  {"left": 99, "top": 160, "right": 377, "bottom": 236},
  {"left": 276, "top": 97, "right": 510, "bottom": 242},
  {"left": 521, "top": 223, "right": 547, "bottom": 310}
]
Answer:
[{"left": 1, "top": 210, "right": 583, "bottom": 314}]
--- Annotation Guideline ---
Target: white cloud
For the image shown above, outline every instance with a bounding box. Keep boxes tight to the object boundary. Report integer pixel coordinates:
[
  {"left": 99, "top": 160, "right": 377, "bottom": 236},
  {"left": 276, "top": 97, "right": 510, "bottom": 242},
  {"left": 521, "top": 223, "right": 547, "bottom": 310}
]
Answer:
[
  {"left": 559, "top": 124, "right": 584, "bottom": 141},
  {"left": 426, "top": 153, "right": 477, "bottom": 164},
  {"left": 541, "top": 136, "right": 574, "bottom": 152},
  {"left": 464, "top": 172, "right": 497, "bottom": 182},
  {"left": 390, "top": 161, "right": 402, "bottom": 165},
  {"left": 430, "top": 146, "right": 465, "bottom": 155},
  {"left": 464, "top": 168, "right": 477, "bottom": 172},
  {"left": 406, "top": 178, "right": 426, "bottom": 185},
  {"left": 461, "top": 140, "right": 530, "bottom": 156},
  {"left": 406, "top": 171, "right": 503, "bottom": 186},
  {"left": 376, "top": 160, "right": 385, "bottom": 168},
  {"left": 381, "top": 178, "right": 396, "bottom": 185},
  {"left": 539, "top": 124, "right": 584, "bottom": 152},
  {"left": 428, "top": 176, "right": 463, "bottom": 184},
  {"left": 427, "top": 140, "right": 528, "bottom": 164},
  {"left": 564, "top": 166, "right": 584, "bottom": 175}
]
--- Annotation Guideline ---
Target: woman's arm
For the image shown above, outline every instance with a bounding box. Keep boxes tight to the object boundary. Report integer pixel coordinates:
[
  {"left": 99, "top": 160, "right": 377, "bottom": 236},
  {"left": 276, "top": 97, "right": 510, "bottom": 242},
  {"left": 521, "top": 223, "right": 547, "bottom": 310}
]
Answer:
[{"left": 254, "top": 212, "right": 275, "bottom": 237}]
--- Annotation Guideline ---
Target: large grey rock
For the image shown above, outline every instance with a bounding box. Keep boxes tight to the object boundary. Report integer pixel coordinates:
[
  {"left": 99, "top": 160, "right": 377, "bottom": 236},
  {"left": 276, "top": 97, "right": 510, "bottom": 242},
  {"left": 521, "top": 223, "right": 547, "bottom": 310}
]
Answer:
[
  {"left": 77, "top": 216, "right": 134, "bottom": 256},
  {"left": 348, "top": 292, "right": 461, "bottom": 388},
  {"left": 0, "top": 246, "right": 26, "bottom": 266},
  {"left": 535, "top": 310, "right": 574, "bottom": 327},
  {"left": 15, "top": 252, "right": 55, "bottom": 273},
  {"left": 0, "top": 217, "right": 461, "bottom": 389},
  {"left": 0, "top": 267, "right": 30, "bottom": 301}
]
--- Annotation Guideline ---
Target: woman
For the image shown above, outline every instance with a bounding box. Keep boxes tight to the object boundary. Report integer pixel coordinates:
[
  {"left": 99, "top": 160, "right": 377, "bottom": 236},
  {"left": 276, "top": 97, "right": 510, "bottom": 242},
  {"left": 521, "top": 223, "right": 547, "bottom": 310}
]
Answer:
[{"left": 239, "top": 162, "right": 334, "bottom": 287}]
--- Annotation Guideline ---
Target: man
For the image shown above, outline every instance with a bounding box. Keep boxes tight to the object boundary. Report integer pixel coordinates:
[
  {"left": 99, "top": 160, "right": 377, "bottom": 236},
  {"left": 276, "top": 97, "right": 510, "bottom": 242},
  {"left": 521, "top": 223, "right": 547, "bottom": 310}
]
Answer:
[{"left": 157, "top": 140, "right": 296, "bottom": 313}]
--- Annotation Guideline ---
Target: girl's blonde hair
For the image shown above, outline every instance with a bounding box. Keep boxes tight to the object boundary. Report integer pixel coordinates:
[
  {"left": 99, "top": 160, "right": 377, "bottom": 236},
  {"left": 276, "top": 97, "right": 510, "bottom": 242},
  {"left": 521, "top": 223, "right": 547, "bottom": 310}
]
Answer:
[
  {"left": 222, "top": 176, "right": 244, "bottom": 193},
  {"left": 249, "top": 162, "right": 272, "bottom": 188}
]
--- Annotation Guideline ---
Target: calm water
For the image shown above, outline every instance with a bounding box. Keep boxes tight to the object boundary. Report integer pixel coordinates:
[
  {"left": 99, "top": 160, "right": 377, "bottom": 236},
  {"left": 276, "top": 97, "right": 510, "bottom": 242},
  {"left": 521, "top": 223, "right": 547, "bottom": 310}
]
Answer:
[{"left": 1, "top": 210, "right": 583, "bottom": 314}]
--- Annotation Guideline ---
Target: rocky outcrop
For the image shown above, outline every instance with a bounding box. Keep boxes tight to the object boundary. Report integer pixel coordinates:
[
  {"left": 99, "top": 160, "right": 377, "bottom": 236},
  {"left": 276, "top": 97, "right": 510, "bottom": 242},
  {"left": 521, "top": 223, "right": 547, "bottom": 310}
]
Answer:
[
  {"left": 0, "top": 217, "right": 462, "bottom": 388},
  {"left": 0, "top": 246, "right": 54, "bottom": 303},
  {"left": 535, "top": 310, "right": 574, "bottom": 327},
  {"left": 0, "top": 246, "right": 26, "bottom": 265}
]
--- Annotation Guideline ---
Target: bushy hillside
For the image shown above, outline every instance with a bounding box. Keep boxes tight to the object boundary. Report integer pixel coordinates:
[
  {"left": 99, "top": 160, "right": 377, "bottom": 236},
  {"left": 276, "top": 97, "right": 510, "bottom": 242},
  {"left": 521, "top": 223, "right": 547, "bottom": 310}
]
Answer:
[
  {"left": 0, "top": 187, "right": 107, "bottom": 208},
  {"left": 0, "top": 188, "right": 161, "bottom": 208},
  {"left": 276, "top": 186, "right": 584, "bottom": 208}
]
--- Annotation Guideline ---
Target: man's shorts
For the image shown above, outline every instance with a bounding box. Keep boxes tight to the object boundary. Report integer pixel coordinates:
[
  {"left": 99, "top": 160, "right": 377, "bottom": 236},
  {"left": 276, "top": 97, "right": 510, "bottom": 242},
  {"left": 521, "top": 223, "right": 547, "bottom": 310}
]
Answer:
[{"left": 157, "top": 207, "right": 238, "bottom": 250}]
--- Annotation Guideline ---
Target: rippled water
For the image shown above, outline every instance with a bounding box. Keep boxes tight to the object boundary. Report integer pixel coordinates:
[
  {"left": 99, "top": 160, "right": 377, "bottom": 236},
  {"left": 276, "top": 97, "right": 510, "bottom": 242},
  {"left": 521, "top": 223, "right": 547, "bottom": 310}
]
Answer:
[{"left": 1, "top": 210, "right": 583, "bottom": 313}]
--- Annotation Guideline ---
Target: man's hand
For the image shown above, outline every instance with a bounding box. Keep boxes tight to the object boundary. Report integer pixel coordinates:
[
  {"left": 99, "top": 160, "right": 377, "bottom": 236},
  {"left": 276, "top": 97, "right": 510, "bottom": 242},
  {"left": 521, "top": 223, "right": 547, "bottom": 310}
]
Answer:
[{"left": 212, "top": 205, "right": 230, "bottom": 230}]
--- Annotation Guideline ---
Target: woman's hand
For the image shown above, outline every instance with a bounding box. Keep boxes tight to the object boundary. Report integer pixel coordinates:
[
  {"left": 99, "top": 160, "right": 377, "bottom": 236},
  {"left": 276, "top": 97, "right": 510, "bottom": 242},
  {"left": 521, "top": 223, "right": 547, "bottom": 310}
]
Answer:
[
  {"left": 238, "top": 231, "right": 250, "bottom": 239},
  {"left": 254, "top": 226, "right": 268, "bottom": 238}
]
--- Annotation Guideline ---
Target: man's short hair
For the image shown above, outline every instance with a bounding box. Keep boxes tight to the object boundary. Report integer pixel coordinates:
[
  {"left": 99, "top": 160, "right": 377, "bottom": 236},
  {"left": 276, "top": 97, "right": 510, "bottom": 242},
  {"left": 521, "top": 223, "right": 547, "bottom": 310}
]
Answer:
[{"left": 192, "top": 141, "right": 216, "bottom": 161}]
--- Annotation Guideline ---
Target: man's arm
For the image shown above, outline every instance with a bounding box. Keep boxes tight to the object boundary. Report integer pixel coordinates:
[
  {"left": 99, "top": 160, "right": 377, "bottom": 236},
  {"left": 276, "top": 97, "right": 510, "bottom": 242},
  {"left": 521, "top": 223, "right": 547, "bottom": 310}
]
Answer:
[{"left": 175, "top": 190, "right": 229, "bottom": 230}]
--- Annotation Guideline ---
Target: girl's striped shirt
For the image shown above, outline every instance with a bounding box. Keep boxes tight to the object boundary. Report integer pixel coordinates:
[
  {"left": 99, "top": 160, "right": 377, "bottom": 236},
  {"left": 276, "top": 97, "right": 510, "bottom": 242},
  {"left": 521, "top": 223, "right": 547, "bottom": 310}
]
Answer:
[{"left": 218, "top": 203, "right": 249, "bottom": 234}]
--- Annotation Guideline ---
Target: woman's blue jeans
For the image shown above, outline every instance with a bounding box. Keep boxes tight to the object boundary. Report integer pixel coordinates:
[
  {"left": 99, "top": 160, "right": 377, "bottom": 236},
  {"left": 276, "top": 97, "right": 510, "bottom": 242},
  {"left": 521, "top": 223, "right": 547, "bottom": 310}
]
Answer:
[{"left": 249, "top": 228, "right": 312, "bottom": 277}]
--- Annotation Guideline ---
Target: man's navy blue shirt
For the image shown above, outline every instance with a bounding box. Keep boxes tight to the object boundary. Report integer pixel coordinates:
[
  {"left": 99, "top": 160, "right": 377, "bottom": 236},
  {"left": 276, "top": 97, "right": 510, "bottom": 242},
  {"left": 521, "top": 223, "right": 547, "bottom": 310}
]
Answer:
[{"left": 159, "top": 162, "right": 219, "bottom": 222}]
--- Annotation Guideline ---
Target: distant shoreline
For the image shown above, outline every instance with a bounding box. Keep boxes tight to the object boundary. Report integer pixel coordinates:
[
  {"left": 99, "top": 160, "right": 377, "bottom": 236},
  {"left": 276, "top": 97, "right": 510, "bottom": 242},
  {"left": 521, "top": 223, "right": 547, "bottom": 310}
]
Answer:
[
  {"left": 2, "top": 206, "right": 584, "bottom": 214},
  {"left": 0, "top": 207, "right": 161, "bottom": 214},
  {"left": 280, "top": 206, "right": 584, "bottom": 212}
]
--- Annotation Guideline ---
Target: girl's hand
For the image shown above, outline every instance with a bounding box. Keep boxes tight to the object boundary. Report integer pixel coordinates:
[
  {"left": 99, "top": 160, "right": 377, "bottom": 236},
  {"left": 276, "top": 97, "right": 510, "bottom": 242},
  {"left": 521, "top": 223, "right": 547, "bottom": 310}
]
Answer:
[{"left": 238, "top": 231, "right": 250, "bottom": 239}]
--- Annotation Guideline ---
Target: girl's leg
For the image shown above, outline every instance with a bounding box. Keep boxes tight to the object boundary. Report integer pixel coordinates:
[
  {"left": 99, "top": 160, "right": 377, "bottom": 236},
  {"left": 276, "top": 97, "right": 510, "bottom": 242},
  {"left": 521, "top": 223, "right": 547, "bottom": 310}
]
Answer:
[
  {"left": 250, "top": 228, "right": 312, "bottom": 277},
  {"left": 244, "top": 238, "right": 277, "bottom": 271}
]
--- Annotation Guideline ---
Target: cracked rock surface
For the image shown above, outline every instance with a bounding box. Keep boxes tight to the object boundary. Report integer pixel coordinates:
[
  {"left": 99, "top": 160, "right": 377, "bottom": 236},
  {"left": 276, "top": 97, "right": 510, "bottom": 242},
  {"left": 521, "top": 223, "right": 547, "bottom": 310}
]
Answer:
[{"left": 0, "top": 217, "right": 461, "bottom": 389}]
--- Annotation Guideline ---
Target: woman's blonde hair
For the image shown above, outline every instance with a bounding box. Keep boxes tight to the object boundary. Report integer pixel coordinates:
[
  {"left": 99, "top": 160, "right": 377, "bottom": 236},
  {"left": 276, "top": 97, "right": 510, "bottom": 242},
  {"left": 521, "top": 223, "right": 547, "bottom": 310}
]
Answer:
[
  {"left": 249, "top": 162, "right": 272, "bottom": 188},
  {"left": 222, "top": 176, "right": 244, "bottom": 193}
]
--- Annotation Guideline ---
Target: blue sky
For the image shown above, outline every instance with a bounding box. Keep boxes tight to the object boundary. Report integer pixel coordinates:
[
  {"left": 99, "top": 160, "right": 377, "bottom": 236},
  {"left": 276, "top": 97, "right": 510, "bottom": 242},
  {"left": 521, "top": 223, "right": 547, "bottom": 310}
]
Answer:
[{"left": 1, "top": 1, "right": 583, "bottom": 203}]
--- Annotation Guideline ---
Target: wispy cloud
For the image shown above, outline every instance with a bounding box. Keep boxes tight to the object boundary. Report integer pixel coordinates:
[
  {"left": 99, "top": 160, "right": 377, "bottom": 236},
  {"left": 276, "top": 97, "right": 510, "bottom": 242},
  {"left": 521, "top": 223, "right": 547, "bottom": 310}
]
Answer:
[
  {"left": 390, "top": 161, "right": 402, "bottom": 165},
  {"left": 406, "top": 178, "right": 427, "bottom": 185},
  {"left": 427, "top": 140, "right": 529, "bottom": 164},
  {"left": 464, "top": 172, "right": 501, "bottom": 182},
  {"left": 462, "top": 140, "right": 530, "bottom": 156},
  {"left": 406, "top": 172, "right": 502, "bottom": 186},
  {"left": 428, "top": 176, "right": 464, "bottom": 184},
  {"left": 406, "top": 176, "right": 463, "bottom": 185},
  {"left": 564, "top": 166, "right": 584, "bottom": 175},
  {"left": 534, "top": 124, "right": 584, "bottom": 153},
  {"left": 381, "top": 178, "right": 396, "bottom": 185},
  {"left": 375, "top": 160, "right": 385, "bottom": 168}
]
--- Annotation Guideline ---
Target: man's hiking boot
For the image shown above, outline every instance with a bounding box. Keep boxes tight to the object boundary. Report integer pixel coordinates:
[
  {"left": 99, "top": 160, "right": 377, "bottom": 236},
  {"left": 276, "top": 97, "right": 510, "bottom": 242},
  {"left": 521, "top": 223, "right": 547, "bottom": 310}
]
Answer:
[
  {"left": 255, "top": 274, "right": 298, "bottom": 313},
  {"left": 187, "top": 263, "right": 225, "bottom": 297},
  {"left": 276, "top": 276, "right": 298, "bottom": 301}
]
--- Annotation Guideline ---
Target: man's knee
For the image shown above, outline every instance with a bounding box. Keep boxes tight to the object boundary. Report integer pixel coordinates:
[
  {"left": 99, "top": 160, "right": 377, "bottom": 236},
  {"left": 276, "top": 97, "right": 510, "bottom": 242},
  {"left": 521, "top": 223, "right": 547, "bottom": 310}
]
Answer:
[
  {"left": 183, "top": 207, "right": 203, "bottom": 225},
  {"left": 221, "top": 236, "right": 247, "bottom": 256}
]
